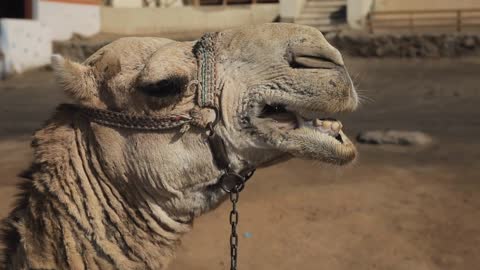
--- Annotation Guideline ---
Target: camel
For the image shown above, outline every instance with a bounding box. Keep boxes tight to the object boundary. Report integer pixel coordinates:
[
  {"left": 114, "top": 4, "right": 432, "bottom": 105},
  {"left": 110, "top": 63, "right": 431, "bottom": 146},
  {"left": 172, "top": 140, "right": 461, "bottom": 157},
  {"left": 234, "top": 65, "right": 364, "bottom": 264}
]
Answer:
[{"left": 1, "top": 23, "right": 358, "bottom": 269}]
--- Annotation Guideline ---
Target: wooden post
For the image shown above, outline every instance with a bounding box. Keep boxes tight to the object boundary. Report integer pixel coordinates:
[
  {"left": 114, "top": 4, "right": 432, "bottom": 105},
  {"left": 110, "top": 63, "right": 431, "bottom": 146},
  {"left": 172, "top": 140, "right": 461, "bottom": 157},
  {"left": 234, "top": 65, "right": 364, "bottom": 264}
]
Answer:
[
  {"left": 367, "top": 14, "right": 374, "bottom": 34},
  {"left": 252, "top": 0, "right": 257, "bottom": 4},
  {"left": 457, "top": 10, "right": 462, "bottom": 32},
  {"left": 222, "top": 0, "right": 227, "bottom": 5}
]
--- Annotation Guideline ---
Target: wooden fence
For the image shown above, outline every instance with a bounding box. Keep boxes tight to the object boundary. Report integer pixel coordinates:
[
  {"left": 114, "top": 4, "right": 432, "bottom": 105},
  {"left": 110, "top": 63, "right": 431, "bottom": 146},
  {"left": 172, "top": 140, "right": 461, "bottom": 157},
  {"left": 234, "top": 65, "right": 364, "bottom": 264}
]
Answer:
[
  {"left": 368, "top": 9, "right": 480, "bottom": 33},
  {"left": 191, "top": 0, "right": 278, "bottom": 5}
]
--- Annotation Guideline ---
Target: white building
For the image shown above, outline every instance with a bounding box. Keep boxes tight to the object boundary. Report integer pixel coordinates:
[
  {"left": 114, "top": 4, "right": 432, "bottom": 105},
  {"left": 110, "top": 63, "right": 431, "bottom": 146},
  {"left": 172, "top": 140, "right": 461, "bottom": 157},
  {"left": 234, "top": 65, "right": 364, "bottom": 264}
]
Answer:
[
  {"left": 2, "top": 0, "right": 478, "bottom": 78},
  {"left": 1, "top": 0, "right": 101, "bottom": 78}
]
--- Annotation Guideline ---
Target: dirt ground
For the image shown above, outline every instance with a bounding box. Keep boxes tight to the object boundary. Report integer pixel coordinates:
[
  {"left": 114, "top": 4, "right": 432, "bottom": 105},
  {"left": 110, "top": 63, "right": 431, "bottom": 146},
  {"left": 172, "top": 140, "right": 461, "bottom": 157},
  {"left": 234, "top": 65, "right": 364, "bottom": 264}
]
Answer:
[{"left": 1, "top": 56, "right": 480, "bottom": 270}]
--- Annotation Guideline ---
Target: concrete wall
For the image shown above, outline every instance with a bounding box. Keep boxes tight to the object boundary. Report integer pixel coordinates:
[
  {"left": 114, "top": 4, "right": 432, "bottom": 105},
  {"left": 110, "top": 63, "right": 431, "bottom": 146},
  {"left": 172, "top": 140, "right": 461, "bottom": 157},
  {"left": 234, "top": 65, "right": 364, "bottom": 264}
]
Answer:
[
  {"left": 36, "top": 0, "right": 101, "bottom": 40},
  {"left": 111, "top": 0, "right": 143, "bottom": 7},
  {"left": 279, "top": 0, "right": 305, "bottom": 22},
  {"left": 1, "top": 0, "right": 102, "bottom": 78},
  {"left": 0, "top": 19, "right": 52, "bottom": 78},
  {"left": 101, "top": 4, "right": 279, "bottom": 35},
  {"left": 374, "top": 0, "right": 480, "bottom": 11}
]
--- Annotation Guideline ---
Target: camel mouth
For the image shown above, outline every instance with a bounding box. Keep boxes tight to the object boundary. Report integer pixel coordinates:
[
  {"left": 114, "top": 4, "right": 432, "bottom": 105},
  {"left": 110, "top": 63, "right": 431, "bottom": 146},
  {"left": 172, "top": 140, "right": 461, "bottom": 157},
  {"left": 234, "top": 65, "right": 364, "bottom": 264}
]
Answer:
[
  {"left": 254, "top": 103, "right": 356, "bottom": 165},
  {"left": 258, "top": 104, "right": 344, "bottom": 143}
]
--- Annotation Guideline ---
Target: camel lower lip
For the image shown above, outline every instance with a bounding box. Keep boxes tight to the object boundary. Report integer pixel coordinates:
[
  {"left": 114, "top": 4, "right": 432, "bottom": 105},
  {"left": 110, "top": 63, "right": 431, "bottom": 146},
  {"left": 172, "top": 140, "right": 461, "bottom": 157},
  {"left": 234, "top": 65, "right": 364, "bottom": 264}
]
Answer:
[{"left": 280, "top": 128, "right": 357, "bottom": 165}]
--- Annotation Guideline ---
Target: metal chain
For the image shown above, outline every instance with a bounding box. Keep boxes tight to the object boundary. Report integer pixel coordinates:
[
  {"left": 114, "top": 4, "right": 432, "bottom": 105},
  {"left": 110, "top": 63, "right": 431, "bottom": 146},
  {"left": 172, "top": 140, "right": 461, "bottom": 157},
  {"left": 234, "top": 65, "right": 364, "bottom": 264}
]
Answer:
[
  {"left": 229, "top": 186, "right": 240, "bottom": 270},
  {"left": 221, "top": 169, "right": 255, "bottom": 270}
]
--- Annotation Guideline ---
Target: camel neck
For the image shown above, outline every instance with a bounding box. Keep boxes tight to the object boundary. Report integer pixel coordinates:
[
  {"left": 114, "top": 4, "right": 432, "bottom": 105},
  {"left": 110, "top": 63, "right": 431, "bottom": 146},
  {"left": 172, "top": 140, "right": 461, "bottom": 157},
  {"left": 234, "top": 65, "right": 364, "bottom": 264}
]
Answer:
[{"left": 3, "top": 116, "right": 189, "bottom": 270}]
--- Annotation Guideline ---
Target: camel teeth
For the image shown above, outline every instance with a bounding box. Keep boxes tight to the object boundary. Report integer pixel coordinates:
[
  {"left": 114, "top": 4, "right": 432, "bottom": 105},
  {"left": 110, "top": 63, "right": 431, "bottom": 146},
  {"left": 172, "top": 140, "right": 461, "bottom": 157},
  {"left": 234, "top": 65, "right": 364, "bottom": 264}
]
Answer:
[
  {"left": 295, "top": 114, "right": 305, "bottom": 127},
  {"left": 309, "top": 119, "right": 344, "bottom": 134},
  {"left": 331, "top": 122, "right": 340, "bottom": 132}
]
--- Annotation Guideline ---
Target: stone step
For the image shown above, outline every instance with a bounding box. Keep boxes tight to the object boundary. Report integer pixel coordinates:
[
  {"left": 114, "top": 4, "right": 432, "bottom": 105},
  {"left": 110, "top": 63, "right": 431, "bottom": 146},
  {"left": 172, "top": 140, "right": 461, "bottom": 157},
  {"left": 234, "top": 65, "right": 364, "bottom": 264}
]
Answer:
[
  {"left": 298, "top": 12, "right": 336, "bottom": 19},
  {"left": 307, "top": 0, "right": 346, "bottom": 3},
  {"left": 305, "top": 0, "right": 346, "bottom": 8},
  {"left": 297, "top": 0, "right": 347, "bottom": 30}
]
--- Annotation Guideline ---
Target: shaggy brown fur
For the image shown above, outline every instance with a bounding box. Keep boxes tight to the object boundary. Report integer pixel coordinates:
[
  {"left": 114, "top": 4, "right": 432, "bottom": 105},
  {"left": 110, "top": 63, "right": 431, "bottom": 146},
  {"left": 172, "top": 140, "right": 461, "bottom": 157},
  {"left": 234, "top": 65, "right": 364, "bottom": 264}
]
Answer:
[{"left": 2, "top": 108, "right": 189, "bottom": 269}]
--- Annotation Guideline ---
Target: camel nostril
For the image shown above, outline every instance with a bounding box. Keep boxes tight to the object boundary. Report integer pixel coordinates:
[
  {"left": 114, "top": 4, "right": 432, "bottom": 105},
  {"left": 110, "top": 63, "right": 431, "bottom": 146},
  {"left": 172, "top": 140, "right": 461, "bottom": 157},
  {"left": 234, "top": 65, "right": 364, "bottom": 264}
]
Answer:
[
  {"left": 289, "top": 44, "right": 344, "bottom": 67},
  {"left": 290, "top": 55, "right": 340, "bottom": 69}
]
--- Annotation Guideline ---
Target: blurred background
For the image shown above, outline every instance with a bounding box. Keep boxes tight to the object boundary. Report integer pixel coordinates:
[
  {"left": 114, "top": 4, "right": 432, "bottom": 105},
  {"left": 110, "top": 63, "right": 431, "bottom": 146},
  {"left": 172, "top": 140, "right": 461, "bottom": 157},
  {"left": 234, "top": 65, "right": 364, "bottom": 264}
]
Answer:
[{"left": 1, "top": 1, "right": 480, "bottom": 269}]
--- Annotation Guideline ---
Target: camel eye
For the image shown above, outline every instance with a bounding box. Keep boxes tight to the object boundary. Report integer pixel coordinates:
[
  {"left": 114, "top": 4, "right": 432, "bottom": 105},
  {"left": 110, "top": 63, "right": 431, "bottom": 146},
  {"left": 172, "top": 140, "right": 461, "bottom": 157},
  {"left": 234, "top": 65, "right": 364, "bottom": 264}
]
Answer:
[{"left": 138, "top": 76, "right": 187, "bottom": 98}]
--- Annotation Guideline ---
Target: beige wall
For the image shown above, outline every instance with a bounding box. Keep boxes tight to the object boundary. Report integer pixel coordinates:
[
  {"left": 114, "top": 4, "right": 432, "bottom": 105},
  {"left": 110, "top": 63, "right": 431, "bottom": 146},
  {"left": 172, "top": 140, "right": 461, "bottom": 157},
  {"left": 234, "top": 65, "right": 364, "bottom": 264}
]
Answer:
[
  {"left": 374, "top": 0, "right": 480, "bottom": 11},
  {"left": 101, "top": 5, "right": 279, "bottom": 35},
  {"left": 110, "top": 0, "right": 143, "bottom": 8}
]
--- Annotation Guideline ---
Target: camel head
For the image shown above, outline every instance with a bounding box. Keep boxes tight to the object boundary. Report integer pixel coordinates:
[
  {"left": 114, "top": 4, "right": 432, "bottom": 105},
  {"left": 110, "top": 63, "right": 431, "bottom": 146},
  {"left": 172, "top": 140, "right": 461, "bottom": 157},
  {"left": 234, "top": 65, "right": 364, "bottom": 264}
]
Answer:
[
  {"left": 212, "top": 23, "right": 358, "bottom": 166},
  {"left": 50, "top": 23, "right": 358, "bottom": 218}
]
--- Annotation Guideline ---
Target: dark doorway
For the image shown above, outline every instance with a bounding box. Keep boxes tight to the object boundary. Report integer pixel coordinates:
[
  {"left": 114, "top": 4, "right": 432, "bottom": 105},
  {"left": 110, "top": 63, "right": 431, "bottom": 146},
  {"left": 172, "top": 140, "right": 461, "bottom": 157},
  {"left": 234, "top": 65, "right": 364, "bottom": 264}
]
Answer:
[
  {"left": 330, "top": 5, "right": 347, "bottom": 24},
  {"left": 0, "top": 0, "right": 33, "bottom": 19}
]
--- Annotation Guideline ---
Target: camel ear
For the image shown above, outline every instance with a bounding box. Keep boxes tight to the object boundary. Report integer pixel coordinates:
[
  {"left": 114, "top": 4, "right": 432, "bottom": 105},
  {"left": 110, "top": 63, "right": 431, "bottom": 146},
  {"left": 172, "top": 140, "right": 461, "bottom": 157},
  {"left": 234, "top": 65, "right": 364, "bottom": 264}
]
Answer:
[{"left": 51, "top": 54, "right": 98, "bottom": 105}]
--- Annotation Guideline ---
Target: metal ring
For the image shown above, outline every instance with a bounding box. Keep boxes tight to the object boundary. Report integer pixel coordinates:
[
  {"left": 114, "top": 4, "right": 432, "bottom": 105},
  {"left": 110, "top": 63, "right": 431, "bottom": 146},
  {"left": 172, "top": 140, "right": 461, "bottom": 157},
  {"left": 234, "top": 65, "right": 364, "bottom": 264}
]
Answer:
[
  {"left": 206, "top": 122, "right": 215, "bottom": 136},
  {"left": 220, "top": 172, "right": 245, "bottom": 193}
]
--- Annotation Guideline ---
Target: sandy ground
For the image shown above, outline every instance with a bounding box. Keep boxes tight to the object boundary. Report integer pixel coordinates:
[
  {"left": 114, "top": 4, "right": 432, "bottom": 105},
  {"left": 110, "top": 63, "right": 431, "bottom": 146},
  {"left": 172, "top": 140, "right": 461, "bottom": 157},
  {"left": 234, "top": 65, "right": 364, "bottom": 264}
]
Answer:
[{"left": 1, "top": 57, "right": 480, "bottom": 270}]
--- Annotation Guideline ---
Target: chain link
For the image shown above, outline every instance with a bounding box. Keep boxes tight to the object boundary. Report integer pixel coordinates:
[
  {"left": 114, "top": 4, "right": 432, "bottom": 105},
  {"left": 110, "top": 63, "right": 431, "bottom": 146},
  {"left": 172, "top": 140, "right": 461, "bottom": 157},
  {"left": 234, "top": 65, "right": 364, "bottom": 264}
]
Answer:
[{"left": 229, "top": 187, "right": 240, "bottom": 270}]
